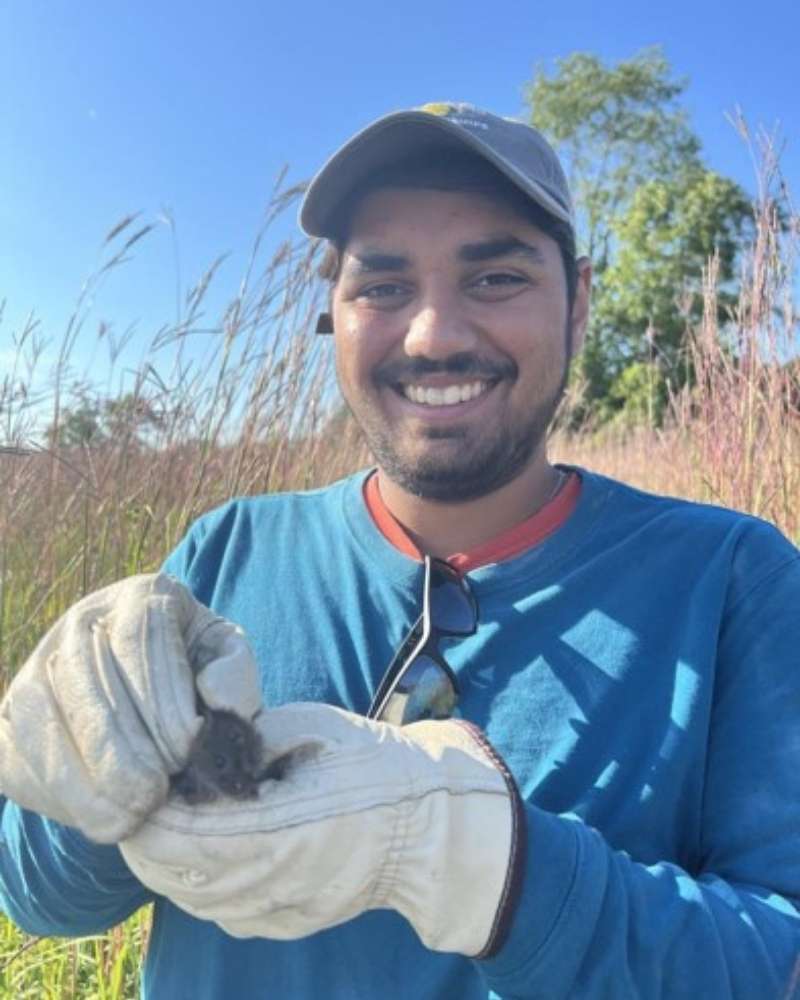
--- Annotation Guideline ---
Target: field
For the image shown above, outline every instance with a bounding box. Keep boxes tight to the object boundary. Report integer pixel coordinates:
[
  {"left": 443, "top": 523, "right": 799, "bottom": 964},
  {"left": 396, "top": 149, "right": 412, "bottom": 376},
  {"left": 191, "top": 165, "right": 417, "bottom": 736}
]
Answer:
[{"left": 0, "top": 157, "right": 797, "bottom": 996}]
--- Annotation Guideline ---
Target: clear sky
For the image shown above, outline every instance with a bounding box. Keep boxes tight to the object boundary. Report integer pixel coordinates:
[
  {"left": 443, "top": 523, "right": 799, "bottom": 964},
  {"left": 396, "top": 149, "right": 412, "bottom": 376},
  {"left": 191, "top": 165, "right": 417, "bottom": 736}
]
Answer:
[{"left": 2, "top": 0, "right": 798, "bottom": 391}]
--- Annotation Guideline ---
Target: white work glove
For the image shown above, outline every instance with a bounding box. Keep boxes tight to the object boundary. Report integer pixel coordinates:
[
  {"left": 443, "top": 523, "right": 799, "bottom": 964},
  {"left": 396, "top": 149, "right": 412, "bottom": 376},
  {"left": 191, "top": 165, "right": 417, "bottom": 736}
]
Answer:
[
  {"left": 120, "top": 702, "right": 524, "bottom": 958},
  {"left": 0, "top": 573, "right": 262, "bottom": 844}
]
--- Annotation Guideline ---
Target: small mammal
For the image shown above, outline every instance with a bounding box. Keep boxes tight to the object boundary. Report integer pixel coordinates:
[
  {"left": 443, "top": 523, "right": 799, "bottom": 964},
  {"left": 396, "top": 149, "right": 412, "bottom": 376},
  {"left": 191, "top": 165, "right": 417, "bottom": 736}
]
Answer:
[{"left": 171, "top": 708, "right": 287, "bottom": 804}]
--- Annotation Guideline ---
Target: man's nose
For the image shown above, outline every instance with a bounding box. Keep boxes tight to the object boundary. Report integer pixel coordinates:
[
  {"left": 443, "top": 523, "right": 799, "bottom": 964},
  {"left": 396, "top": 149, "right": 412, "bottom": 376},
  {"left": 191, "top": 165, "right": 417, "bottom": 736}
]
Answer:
[{"left": 403, "top": 296, "right": 480, "bottom": 359}]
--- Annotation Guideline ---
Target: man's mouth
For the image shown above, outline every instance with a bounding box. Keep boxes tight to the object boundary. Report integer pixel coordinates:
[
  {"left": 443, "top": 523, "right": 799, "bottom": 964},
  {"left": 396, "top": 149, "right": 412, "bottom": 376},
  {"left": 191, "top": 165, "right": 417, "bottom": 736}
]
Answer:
[{"left": 399, "top": 380, "right": 491, "bottom": 407}]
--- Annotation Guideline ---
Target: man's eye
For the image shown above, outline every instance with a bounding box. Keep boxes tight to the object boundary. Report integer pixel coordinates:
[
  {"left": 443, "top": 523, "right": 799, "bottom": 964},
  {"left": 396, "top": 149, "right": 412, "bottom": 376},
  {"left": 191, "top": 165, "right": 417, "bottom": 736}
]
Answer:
[
  {"left": 473, "top": 272, "right": 526, "bottom": 288},
  {"left": 359, "top": 282, "right": 408, "bottom": 300}
]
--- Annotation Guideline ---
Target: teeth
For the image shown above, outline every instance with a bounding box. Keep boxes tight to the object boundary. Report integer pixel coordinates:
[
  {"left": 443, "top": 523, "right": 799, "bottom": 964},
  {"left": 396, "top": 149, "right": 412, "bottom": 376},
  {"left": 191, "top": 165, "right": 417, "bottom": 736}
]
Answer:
[
  {"left": 403, "top": 381, "right": 487, "bottom": 406},
  {"left": 461, "top": 381, "right": 483, "bottom": 402}
]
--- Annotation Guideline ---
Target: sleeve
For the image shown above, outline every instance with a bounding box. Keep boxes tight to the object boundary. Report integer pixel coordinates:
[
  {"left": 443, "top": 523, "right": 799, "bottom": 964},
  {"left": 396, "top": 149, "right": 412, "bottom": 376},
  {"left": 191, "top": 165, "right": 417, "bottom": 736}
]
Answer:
[
  {"left": 0, "top": 800, "right": 152, "bottom": 936},
  {"left": 161, "top": 517, "right": 207, "bottom": 582},
  {"left": 480, "top": 526, "right": 800, "bottom": 999},
  {"left": 161, "top": 505, "right": 225, "bottom": 601}
]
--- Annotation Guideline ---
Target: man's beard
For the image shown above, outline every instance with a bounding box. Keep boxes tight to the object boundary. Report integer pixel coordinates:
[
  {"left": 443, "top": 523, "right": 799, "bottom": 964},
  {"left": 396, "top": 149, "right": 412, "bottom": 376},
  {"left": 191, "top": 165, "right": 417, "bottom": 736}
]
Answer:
[{"left": 341, "top": 351, "right": 569, "bottom": 503}]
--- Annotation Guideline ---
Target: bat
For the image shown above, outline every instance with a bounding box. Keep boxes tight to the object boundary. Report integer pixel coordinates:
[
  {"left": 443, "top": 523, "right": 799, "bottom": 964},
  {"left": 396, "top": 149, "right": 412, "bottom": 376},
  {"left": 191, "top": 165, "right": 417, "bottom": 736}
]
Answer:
[{"left": 170, "top": 707, "right": 289, "bottom": 805}]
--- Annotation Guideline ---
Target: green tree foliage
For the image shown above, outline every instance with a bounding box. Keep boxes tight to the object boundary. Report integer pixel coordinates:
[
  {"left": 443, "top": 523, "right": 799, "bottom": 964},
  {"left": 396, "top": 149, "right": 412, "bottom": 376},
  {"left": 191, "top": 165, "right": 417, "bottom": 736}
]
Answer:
[
  {"left": 525, "top": 48, "right": 752, "bottom": 424},
  {"left": 606, "top": 360, "right": 670, "bottom": 427},
  {"left": 46, "top": 397, "right": 104, "bottom": 447},
  {"left": 47, "top": 392, "right": 161, "bottom": 448},
  {"left": 596, "top": 169, "right": 751, "bottom": 371},
  {"left": 525, "top": 48, "right": 701, "bottom": 269}
]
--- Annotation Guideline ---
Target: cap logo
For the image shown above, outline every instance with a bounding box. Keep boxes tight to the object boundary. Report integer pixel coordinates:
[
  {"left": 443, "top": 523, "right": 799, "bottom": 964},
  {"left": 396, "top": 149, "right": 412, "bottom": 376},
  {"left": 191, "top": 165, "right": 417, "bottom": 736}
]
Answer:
[
  {"left": 419, "top": 101, "right": 489, "bottom": 130},
  {"left": 419, "top": 102, "right": 458, "bottom": 116}
]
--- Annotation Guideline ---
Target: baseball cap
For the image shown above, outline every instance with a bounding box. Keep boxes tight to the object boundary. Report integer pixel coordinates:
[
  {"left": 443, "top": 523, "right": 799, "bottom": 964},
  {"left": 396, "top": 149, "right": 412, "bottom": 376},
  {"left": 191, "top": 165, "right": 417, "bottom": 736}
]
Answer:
[{"left": 299, "top": 102, "right": 574, "bottom": 239}]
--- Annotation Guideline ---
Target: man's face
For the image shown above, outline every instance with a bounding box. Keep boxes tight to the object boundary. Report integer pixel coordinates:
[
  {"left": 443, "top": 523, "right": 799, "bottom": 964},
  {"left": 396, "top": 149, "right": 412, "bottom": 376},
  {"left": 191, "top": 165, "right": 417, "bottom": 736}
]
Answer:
[{"left": 331, "top": 187, "right": 590, "bottom": 502}]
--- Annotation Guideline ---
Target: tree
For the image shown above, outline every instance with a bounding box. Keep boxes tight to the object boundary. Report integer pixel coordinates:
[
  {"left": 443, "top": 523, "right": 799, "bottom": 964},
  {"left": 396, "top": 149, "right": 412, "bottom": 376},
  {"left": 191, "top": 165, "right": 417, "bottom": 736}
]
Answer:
[
  {"left": 595, "top": 168, "right": 752, "bottom": 372},
  {"left": 525, "top": 48, "right": 701, "bottom": 270},
  {"left": 46, "top": 397, "right": 105, "bottom": 448},
  {"left": 525, "top": 49, "right": 752, "bottom": 424},
  {"left": 46, "top": 392, "right": 161, "bottom": 449}
]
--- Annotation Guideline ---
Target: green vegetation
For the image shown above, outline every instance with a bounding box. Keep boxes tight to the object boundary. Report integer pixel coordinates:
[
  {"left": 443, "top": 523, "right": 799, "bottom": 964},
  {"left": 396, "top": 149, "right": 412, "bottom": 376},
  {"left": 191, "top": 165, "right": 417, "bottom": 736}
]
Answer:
[
  {"left": 526, "top": 48, "right": 755, "bottom": 424},
  {"left": 0, "top": 908, "right": 150, "bottom": 999}
]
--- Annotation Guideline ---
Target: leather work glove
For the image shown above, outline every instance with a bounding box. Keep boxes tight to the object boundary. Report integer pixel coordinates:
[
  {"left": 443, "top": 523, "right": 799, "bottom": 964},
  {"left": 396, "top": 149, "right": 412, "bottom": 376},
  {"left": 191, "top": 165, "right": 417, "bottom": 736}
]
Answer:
[
  {"left": 0, "top": 573, "right": 262, "bottom": 844},
  {"left": 120, "top": 702, "right": 525, "bottom": 958}
]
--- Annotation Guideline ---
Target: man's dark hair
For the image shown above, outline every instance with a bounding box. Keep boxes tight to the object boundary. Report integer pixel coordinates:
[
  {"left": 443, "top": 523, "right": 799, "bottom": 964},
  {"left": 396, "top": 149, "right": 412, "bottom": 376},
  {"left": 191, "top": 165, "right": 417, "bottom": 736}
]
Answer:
[{"left": 317, "top": 148, "right": 578, "bottom": 309}]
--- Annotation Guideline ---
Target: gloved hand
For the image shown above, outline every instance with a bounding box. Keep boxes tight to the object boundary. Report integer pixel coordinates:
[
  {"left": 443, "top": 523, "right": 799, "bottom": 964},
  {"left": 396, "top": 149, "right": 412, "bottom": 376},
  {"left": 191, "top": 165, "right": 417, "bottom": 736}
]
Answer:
[
  {"left": 0, "top": 573, "right": 263, "bottom": 844},
  {"left": 120, "top": 702, "right": 524, "bottom": 958}
]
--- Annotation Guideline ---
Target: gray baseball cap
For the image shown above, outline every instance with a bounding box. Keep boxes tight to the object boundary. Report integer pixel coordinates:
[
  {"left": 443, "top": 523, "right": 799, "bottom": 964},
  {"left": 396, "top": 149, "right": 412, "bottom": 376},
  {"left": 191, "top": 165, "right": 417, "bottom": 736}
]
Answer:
[{"left": 299, "top": 101, "right": 574, "bottom": 239}]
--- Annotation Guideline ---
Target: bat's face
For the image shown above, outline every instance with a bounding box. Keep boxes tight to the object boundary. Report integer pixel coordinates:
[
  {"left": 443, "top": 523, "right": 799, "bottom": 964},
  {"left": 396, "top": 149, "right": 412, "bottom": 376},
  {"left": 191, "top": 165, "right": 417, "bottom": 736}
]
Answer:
[{"left": 194, "top": 710, "right": 264, "bottom": 799}]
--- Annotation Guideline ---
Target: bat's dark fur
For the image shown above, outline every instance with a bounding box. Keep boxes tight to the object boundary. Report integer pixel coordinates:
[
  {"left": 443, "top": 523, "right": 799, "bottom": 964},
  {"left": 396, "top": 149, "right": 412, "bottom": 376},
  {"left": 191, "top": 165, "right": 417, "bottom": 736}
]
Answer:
[{"left": 170, "top": 708, "right": 289, "bottom": 804}]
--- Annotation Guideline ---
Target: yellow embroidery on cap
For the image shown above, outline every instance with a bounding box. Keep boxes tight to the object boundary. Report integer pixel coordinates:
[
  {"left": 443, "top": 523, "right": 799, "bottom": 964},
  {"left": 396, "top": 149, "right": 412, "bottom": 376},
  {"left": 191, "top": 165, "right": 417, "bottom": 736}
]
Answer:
[{"left": 419, "top": 102, "right": 456, "bottom": 117}]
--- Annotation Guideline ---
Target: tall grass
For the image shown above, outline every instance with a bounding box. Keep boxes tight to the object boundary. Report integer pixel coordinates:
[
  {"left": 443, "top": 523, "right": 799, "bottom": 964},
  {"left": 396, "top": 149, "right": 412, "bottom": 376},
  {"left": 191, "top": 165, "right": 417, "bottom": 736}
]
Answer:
[
  {"left": 0, "top": 182, "right": 370, "bottom": 677},
  {"left": 0, "top": 126, "right": 797, "bottom": 994}
]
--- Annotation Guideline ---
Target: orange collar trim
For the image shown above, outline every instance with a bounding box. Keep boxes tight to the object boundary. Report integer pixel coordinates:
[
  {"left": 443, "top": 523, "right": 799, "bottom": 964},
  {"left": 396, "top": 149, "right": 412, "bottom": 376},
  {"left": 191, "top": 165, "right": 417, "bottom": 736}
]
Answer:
[{"left": 363, "top": 469, "right": 581, "bottom": 572}]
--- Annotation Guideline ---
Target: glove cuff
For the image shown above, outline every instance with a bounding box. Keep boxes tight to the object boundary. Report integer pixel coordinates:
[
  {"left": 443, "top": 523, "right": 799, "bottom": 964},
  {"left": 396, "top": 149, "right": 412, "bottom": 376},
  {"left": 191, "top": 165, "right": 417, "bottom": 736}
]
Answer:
[
  {"left": 462, "top": 722, "right": 526, "bottom": 959},
  {"left": 387, "top": 720, "right": 525, "bottom": 958}
]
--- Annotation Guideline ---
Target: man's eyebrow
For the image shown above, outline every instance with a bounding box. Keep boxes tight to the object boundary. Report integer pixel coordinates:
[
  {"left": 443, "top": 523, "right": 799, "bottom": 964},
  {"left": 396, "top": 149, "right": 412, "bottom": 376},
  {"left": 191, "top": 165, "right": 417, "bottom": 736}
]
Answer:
[
  {"left": 342, "top": 236, "right": 545, "bottom": 274},
  {"left": 458, "top": 236, "right": 546, "bottom": 264},
  {"left": 343, "top": 250, "right": 410, "bottom": 275}
]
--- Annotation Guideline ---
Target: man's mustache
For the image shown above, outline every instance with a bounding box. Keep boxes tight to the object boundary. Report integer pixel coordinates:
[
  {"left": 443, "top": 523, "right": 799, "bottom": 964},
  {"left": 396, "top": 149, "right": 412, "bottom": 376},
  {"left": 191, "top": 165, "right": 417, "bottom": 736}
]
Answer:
[{"left": 374, "top": 354, "right": 517, "bottom": 384}]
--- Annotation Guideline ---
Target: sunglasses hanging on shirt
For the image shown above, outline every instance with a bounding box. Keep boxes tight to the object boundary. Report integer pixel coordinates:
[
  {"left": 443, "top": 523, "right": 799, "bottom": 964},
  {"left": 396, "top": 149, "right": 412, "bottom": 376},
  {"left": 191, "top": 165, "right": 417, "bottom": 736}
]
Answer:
[{"left": 368, "top": 555, "right": 478, "bottom": 726}]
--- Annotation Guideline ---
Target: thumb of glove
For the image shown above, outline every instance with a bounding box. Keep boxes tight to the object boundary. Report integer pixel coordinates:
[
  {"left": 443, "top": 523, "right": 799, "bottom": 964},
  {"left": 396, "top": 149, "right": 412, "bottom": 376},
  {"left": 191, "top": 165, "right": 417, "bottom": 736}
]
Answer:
[{"left": 0, "top": 574, "right": 258, "bottom": 842}]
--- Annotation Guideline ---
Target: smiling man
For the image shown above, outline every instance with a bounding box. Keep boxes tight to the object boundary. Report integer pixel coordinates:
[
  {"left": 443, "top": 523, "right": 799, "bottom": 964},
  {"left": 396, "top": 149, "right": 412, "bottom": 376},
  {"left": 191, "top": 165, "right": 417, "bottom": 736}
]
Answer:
[
  {"left": 329, "top": 181, "right": 589, "bottom": 550},
  {"left": 1, "top": 103, "right": 799, "bottom": 999}
]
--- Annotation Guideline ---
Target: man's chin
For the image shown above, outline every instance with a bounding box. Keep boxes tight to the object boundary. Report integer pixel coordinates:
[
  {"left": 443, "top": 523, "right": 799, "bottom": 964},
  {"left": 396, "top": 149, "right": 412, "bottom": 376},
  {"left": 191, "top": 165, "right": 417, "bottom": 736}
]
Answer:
[
  {"left": 375, "top": 449, "right": 532, "bottom": 503},
  {"left": 356, "top": 391, "right": 562, "bottom": 502}
]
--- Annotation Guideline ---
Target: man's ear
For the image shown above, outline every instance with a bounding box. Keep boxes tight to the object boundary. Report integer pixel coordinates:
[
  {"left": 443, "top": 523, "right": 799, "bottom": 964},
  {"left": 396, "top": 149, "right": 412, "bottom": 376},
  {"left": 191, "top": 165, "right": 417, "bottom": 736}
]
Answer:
[
  {"left": 315, "top": 312, "right": 334, "bottom": 335},
  {"left": 569, "top": 257, "right": 592, "bottom": 358}
]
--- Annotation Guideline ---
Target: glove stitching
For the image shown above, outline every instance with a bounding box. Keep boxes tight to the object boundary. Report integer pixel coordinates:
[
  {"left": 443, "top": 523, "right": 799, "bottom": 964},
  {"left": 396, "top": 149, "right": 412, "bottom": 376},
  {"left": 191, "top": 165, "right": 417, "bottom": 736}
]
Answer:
[
  {"left": 144, "top": 596, "right": 200, "bottom": 768},
  {"left": 92, "top": 618, "right": 176, "bottom": 818},
  {"left": 365, "top": 797, "right": 406, "bottom": 910},
  {"left": 126, "top": 782, "right": 505, "bottom": 837},
  {"left": 45, "top": 639, "right": 155, "bottom": 834},
  {"left": 91, "top": 616, "right": 168, "bottom": 770}
]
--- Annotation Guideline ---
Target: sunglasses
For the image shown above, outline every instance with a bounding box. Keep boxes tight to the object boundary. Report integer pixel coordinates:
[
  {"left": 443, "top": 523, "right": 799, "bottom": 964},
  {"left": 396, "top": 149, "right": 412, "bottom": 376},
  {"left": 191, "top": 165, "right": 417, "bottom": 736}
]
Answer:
[{"left": 367, "top": 555, "right": 478, "bottom": 726}]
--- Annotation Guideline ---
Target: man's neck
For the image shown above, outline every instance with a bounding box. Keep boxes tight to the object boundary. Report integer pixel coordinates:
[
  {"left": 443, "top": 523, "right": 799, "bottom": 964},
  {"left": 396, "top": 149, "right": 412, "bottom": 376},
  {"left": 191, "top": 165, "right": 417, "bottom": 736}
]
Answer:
[{"left": 376, "top": 455, "right": 562, "bottom": 559}]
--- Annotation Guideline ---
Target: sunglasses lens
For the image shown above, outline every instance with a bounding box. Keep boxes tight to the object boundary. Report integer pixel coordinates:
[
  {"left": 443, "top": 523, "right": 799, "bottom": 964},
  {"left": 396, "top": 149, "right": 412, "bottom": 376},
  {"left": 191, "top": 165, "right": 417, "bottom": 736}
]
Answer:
[
  {"left": 370, "top": 558, "right": 476, "bottom": 725},
  {"left": 379, "top": 654, "right": 458, "bottom": 726},
  {"left": 429, "top": 563, "right": 476, "bottom": 635}
]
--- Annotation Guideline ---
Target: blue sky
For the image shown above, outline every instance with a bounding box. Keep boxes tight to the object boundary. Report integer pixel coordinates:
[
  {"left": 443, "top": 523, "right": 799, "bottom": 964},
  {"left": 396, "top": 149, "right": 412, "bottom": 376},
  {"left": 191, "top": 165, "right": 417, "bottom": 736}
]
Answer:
[{"left": 2, "top": 0, "right": 798, "bottom": 396}]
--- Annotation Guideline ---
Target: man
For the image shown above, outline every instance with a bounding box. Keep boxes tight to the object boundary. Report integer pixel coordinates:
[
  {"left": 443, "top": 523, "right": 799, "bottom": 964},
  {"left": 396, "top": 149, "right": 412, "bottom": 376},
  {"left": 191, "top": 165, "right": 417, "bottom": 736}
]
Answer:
[{"left": 1, "top": 103, "right": 799, "bottom": 998}]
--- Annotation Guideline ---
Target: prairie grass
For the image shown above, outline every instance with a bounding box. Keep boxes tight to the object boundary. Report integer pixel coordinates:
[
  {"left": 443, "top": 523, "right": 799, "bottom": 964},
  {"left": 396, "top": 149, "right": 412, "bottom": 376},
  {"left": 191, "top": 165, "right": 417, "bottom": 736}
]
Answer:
[{"left": 0, "top": 124, "right": 797, "bottom": 995}]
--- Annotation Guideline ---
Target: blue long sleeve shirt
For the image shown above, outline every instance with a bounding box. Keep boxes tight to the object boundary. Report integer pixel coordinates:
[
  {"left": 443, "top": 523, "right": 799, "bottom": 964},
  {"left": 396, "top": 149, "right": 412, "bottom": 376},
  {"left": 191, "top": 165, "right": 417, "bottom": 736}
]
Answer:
[{"left": 2, "top": 467, "right": 799, "bottom": 998}]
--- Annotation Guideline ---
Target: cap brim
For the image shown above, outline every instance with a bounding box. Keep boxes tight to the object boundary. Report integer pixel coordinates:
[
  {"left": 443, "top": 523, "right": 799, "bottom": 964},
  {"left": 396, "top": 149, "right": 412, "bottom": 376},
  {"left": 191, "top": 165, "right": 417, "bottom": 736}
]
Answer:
[{"left": 299, "top": 110, "right": 571, "bottom": 238}]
